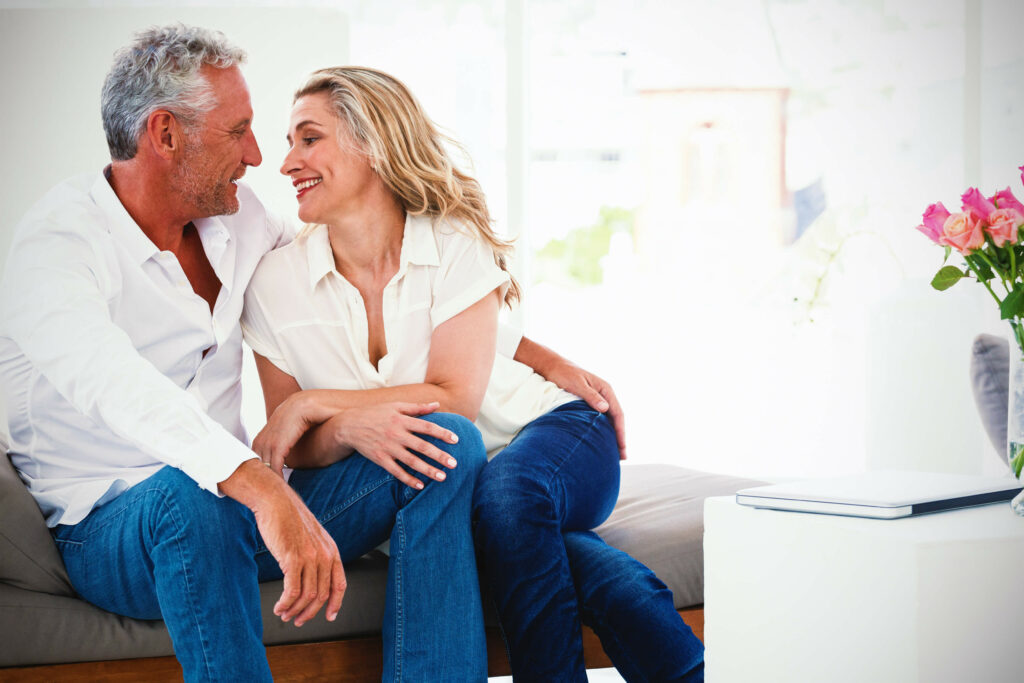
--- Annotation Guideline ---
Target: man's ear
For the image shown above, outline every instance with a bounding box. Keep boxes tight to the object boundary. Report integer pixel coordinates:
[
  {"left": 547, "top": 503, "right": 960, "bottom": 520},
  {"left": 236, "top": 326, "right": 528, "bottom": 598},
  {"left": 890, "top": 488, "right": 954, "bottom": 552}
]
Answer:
[{"left": 144, "top": 110, "right": 185, "bottom": 160}]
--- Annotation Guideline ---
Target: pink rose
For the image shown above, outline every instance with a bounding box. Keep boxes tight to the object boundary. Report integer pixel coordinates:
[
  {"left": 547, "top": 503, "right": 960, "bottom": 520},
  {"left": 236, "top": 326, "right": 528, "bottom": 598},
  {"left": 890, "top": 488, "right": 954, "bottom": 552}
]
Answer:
[
  {"left": 917, "top": 202, "right": 949, "bottom": 243},
  {"left": 991, "top": 187, "right": 1024, "bottom": 215},
  {"left": 961, "top": 187, "right": 997, "bottom": 222},
  {"left": 986, "top": 208, "right": 1024, "bottom": 247},
  {"left": 939, "top": 211, "right": 986, "bottom": 254},
  {"left": 1020, "top": 165, "right": 1023, "bottom": 187}
]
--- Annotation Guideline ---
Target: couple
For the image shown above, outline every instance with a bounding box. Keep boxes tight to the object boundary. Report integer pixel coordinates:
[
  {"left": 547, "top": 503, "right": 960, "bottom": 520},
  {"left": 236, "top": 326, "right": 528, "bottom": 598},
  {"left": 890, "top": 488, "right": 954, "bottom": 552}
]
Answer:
[{"left": 0, "top": 24, "right": 702, "bottom": 682}]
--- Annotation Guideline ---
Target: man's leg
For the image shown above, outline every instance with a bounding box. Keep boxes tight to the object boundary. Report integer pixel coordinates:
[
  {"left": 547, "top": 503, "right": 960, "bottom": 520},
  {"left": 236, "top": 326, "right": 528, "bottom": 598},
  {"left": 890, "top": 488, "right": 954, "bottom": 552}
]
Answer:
[
  {"left": 276, "top": 413, "right": 489, "bottom": 682},
  {"left": 471, "top": 400, "right": 621, "bottom": 681},
  {"left": 53, "top": 466, "right": 269, "bottom": 682},
  {"left": 565, "top": 530, "right": 705, "bottom": 683}
]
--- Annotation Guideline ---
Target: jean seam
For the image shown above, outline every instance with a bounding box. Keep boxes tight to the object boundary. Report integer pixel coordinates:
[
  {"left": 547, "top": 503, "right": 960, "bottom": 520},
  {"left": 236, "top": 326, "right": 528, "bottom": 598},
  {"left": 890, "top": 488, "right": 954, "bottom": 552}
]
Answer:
[
  {"left": 393, "top": 509, "right": 405, "bottom": 682},
  {"left": 158, "top": 491, "right": 216, "bottom": 683},
  {"left": 305, "top": 473, "right": 396, "bottom": 529}
]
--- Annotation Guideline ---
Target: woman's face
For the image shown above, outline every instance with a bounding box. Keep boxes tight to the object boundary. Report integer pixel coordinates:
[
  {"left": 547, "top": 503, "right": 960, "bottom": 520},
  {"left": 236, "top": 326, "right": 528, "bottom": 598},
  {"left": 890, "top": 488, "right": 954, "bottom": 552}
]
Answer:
[{"left": 280, "top": 92, "right": 378, "bottom": 225}]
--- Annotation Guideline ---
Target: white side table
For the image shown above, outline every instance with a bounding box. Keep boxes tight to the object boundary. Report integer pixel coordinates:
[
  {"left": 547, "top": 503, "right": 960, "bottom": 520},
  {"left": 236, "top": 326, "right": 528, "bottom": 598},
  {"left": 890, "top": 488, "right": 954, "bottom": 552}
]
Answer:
[{"left": 704, "top": 496, "right": 1024, "bottom": 682}]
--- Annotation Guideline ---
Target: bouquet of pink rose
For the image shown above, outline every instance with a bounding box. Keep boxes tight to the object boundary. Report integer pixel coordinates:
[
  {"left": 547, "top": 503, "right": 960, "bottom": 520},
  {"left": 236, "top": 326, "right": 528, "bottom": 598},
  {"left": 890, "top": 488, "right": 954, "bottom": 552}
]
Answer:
[{"left": 917, "top": 165, "right": 1024, "bottom": 477}]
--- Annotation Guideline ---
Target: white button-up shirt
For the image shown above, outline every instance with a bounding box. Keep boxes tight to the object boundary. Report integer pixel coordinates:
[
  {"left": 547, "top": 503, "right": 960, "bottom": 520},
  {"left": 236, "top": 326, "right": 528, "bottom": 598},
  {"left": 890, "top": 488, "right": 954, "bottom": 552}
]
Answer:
[
  {"left": 241, "top": 215, "right": 574, "bottom": 455},
  {"left": 0, "top": 170, "right": 293, "bottom": 526}
]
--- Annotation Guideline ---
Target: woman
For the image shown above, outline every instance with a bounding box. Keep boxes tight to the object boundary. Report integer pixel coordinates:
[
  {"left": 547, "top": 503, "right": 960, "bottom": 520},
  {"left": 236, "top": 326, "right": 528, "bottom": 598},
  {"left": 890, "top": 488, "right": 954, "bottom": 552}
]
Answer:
[{"left": 241, "top": 66, "right": 704, "bottom": 682}]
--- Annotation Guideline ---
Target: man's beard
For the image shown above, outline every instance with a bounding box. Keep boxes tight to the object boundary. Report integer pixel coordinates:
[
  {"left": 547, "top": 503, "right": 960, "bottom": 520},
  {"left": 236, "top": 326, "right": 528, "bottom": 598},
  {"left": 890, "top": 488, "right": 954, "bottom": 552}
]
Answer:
[{"left": 174, "top": 135, "right": 240, "bottom": 218}]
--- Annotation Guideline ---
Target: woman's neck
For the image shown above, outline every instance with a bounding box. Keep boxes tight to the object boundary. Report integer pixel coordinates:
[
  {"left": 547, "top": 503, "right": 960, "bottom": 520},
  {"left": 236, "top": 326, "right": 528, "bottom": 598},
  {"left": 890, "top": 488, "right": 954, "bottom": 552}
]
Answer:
[{"left": 325, "top": 186, "right": 406, "bottom": 282}]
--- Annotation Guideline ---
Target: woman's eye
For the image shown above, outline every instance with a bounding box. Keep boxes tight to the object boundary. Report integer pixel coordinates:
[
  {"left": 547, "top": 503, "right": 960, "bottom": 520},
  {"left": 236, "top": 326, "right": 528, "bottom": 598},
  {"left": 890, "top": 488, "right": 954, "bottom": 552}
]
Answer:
[{"left": 303, "top": 137, "right": 318, "bottom": 145}]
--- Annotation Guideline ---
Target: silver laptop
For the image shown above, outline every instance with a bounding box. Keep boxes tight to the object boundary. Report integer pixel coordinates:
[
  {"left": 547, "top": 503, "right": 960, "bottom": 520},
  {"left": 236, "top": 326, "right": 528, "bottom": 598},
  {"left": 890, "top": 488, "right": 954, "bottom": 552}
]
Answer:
[{"left": 735, "top": 470, "right": 1023, "bottom": 519}]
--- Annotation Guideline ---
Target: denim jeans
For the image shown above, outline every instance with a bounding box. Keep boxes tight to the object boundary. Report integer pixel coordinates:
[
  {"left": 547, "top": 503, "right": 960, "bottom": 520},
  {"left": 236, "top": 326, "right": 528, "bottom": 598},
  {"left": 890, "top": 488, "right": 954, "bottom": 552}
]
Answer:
[
  {"left": 53, "top": 413, "right": 488, "bottom": 682},
  {"left": 472, "top": 400, "right": 704, "bottom": 682}
]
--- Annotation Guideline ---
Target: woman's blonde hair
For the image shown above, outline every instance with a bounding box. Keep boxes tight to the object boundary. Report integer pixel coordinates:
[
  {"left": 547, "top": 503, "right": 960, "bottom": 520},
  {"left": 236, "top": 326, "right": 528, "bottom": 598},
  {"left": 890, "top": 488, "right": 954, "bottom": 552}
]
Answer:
[{"left": 294, "top": 66, "right": 520, "bottom": 306}]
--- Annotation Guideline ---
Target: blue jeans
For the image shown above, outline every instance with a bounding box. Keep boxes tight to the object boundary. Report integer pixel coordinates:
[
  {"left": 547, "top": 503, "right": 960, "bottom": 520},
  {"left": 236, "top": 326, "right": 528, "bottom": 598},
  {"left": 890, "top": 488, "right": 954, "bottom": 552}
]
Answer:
[
  {"left": 53, "top": 413, "right": 488, "bottom": 682},
  {"left": 472, "top": 400, "right": 704, "bottom": 682}
]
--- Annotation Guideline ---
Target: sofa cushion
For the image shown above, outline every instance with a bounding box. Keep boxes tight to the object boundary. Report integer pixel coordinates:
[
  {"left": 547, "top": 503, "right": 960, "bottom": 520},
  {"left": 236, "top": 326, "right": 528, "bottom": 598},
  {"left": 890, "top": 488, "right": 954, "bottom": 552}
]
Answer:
[
  {"left": 595, "top": 464, "right": 764, "bottom": 609},
  {"left": 0, "top": 554, "right": 389, "bottom": 667},
  {"left": 0, "top": 463, "right": 761, "bottom": 666},
  {"left": 0, "top": 452, "right": 74, "bottom": 596},
  {"left": 971, "top": 333, "right": 1010, "bottom": 465}
]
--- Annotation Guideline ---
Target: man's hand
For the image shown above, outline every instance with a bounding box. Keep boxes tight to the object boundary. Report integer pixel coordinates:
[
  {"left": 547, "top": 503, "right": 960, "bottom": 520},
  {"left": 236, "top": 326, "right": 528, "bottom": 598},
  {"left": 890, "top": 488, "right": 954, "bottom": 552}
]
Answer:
[
  {"left": 328, "top": 402, "right": 462, "bottom": 489},
  {"left": 219, "top": 460, "right": 346, "bottom": 627},
  {"left": 514, "top": 337, "right": 627, "bottom": 459}
]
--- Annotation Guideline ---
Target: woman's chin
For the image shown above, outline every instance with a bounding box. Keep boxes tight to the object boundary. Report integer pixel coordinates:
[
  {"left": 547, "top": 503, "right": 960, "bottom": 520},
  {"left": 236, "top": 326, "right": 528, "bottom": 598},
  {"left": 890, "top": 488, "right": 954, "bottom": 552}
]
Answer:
[{"left": 297, "top": 206, "right": 319, "bottom": 224}]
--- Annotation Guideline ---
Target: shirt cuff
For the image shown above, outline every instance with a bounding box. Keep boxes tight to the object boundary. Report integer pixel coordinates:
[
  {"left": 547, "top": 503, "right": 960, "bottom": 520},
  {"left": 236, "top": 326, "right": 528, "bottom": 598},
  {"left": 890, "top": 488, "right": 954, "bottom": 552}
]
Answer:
[{"left": 176, "top": 427, "right": 260, "bottom": 496}]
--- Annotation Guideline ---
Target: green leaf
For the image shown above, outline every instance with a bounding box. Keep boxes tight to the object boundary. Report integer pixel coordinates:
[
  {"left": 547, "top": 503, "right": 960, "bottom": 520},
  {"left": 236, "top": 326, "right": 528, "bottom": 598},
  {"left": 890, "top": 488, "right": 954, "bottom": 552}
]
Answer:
[
  {"left": 930, "top": 266, "right": 965, "bottom": 291},
  {"left": 1001, "top": 288, "right": 1024, "bottom": 320},
  {"left": 965, "top": 255, "right": 995, "bottom": 282},
  {"left": 942, "top": 246, "right": 952, "bottom": 264},
  {"left": 1012, "top": 444, "right": 1024, "bottom": 478}
]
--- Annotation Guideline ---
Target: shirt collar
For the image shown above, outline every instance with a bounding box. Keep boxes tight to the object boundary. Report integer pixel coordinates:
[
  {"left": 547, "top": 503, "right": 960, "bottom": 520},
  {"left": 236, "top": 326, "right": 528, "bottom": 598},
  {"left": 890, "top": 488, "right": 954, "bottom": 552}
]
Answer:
[
  {"left": 304, "top": 213, "right": 441, "bottom": 288},
  {"left": 90, "top": 167, "right": 159, "bottom": 265},
  {"left": 89, "top": 167, "right": 234, "bottom": 270}
]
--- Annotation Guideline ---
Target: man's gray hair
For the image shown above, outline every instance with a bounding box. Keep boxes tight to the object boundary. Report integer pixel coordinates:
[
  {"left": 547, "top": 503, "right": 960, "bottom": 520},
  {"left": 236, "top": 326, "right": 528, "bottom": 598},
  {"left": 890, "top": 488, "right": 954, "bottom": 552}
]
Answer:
[{"left": 101, "top": 24, "right": 246, "bottom": 161}]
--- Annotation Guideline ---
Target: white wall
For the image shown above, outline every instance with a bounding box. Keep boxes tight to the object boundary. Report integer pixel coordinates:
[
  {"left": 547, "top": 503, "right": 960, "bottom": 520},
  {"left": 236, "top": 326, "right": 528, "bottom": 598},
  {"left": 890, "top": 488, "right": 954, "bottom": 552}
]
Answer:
[
  {"left": 0, "top": 6, "right": 349, "bottom": 280},
  {"left": 0, "top": 6, "right": 350, "bottom": 437}
]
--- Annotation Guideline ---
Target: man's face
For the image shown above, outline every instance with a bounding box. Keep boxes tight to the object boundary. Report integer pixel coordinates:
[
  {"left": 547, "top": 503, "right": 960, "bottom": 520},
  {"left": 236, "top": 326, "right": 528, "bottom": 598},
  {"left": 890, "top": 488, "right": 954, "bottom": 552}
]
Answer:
[{"left": 172, "top": 64, "right": 262, "bottom": 217}]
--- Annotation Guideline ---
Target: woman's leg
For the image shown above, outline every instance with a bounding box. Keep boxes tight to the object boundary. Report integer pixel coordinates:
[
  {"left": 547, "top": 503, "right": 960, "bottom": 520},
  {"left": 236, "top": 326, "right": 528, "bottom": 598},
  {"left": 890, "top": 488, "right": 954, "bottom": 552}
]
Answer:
[
  {"left": 565, "top": 530, "right": 705, "bottom": 682},
  {"left": 280, "top": 413, "right": 489, "bottom": 682},
  {"left": 472, "top": 400, "right": 620, "bottom": 681}
]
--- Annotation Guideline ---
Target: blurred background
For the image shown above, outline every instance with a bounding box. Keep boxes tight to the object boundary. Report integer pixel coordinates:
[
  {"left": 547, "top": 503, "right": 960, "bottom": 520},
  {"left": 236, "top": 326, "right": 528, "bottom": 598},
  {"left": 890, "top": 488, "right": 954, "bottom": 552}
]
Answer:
[{"left": 2, "top": 0, "right": 1023, "bottom": 480}]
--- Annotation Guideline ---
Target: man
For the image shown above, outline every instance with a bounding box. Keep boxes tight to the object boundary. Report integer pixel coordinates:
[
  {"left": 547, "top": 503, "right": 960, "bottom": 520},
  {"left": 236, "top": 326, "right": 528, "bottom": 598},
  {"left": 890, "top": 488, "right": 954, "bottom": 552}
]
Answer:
[{"left": 0, "top": 24, "right": 624, "bottom": 681}]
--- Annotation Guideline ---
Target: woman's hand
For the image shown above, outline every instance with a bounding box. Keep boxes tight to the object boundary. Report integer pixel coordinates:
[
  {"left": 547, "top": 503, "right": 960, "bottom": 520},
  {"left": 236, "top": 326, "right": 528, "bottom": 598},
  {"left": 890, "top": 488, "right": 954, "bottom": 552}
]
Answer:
[
  {"left": 512, "top": 337, "right": 627, "bottom": 460},
  {"left": 328, "top": 402, "right": 463, "bottom": 489}
]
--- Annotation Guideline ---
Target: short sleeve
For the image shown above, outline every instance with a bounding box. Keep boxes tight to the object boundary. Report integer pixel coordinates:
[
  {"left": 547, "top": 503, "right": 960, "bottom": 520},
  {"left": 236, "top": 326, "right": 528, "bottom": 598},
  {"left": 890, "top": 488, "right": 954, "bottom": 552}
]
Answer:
[
  {"left": 241, "top": 277, "right": 289, "bottom": 373},
  {"left": 430, "top": 228, "right": 511, "bottom": 329}
]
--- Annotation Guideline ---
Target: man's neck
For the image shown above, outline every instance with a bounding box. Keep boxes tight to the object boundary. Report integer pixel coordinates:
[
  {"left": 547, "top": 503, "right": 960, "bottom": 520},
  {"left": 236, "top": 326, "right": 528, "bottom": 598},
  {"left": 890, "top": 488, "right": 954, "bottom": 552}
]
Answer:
[{"left": 106, "top": 161, "right": 193, "bottom": 253}]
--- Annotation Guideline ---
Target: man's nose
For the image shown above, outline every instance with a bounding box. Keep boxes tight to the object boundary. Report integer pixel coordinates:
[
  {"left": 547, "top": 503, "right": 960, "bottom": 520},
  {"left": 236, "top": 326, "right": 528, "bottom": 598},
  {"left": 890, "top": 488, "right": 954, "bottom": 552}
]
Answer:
[{"left": 244, "top": 128, "right": 262, "bottom": 167}]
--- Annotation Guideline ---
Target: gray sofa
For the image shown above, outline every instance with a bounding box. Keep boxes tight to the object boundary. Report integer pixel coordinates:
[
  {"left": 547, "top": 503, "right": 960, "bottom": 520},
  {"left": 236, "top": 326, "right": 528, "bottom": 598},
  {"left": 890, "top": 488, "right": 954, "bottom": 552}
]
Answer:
[{"left": 0, "top": 427, "right": 763, "bottom": 675}]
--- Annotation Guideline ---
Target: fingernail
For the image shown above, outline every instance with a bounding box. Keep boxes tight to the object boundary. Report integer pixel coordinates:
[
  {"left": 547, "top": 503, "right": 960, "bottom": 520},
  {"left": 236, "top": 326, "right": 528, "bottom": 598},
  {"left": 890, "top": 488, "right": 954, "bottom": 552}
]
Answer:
[
  {"left": 598, "top": 401, "right": 609, "bottom": 410},
  {"left": 435, "top": 471, "right": 446, "bottom": 481},
  {"left": 449, "top": 433, "right": 459, "bottom": 443},
  {"left": 415, "top": 481, "right": 424, "bottom": 490},
  {"left": 328, "top": 612, "right": 337, "bottom": 621},
  {"left": 447, "top": 458, "right": 457, "bottom": 467}
]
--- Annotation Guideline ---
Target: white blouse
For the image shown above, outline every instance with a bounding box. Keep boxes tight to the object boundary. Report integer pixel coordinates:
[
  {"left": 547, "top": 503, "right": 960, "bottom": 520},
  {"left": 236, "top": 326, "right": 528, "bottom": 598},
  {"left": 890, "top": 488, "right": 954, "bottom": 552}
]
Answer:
[{"left": 241, "top": 214, "right": 575, "bottom": 455}]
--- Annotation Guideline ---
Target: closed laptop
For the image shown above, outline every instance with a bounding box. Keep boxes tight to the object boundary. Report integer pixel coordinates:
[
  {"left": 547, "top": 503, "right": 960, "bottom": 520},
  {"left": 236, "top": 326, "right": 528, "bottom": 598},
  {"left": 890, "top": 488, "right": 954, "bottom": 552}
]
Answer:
[{"left": 735, "top": 470, "right": 1023, "bottom": 519}]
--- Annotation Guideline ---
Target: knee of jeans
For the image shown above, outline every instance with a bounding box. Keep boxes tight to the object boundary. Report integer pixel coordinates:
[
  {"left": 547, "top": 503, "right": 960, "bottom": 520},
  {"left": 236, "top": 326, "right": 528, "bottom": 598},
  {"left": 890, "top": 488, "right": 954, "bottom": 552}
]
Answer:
[
  {"left": 472, "top": 464, "right": 550, "bottom": 527},
  {"left": 423, "top": 412, "right": 487, "bottom": 475}
]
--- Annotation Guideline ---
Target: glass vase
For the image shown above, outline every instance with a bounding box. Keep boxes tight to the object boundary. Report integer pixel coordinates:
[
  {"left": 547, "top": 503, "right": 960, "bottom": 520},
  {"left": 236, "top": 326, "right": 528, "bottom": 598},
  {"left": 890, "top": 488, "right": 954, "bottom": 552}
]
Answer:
[{"left": 1008, "top": 342, "right": 1024, "bottom": 516}]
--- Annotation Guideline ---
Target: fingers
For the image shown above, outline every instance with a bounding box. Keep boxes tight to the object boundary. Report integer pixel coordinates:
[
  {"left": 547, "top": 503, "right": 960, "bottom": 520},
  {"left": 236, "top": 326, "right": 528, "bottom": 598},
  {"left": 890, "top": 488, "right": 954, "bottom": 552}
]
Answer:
[
  {"left": 577, "top": 380, "right": 611, "bottom": 414},
  {"left": 603, "top": 390, "right": 627, "bottom": 460},
  {"left": 274, "top": 564, "right": 304, "bottom": 621},
  {"left": 395, "top": 400, "right": 441, "bottom": 417},
  {"left": 325, "top": 558, "right": 346, "bottom": 622},
  {"left": 292, "top": 561, "right": 330, "bottom": 628},
  {"left": 371, "top": 452, "right": 427, "bottom": 490},
  {"left": 401, "top": 412, "right": 460, "bottom": 448},
  {"left": 270, "top": 450, "right": 287, "bottom": 477}
]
